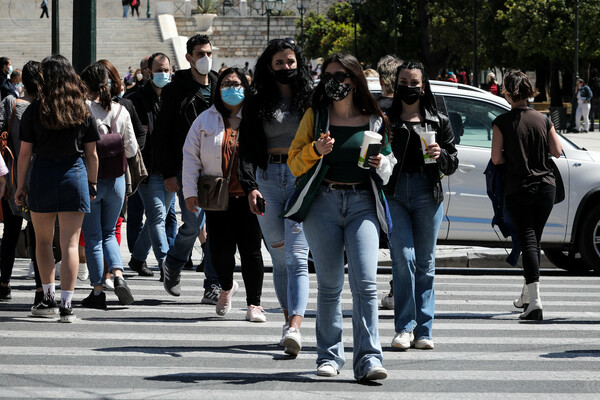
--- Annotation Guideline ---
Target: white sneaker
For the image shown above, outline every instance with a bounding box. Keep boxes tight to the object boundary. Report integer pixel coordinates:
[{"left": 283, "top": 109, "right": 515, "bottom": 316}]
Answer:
[
  {"left": 317, "top": 364, "right": 339, "bottom": 377},
  {"left": 381, "top": 295, "right": 394, "bottom": 310},
  {"left": 77, "top": 263, "right": 89, "bottom": 281},
  {"left": 245, "top": 305, "right": 267, "bottom": 322},
  {"left": 391, "top": 331, "right": 414, "bottom": 350},
  {"left": 413, "top": 338, "right": 435, "bottom": 350},
  {"left": 282, "top": 327, "right": 302, "bottom": 356},
  {"left": 54, "top": 261, "right": 61, "bottom": 280},
  {"left": 103, "top": 278, "right": 114, "bottom": 291},
  {"left": 363, "top": 366, "right": 388, "bottom": 381},
  {"left": 216, "top": 281, "right": 238, "bottom": 316},
  {"left": 27, "top": 261, "right": 35, "bottom": 279},
  {"left": 279, "top": 323, "right": 289, "bottom": 347}
]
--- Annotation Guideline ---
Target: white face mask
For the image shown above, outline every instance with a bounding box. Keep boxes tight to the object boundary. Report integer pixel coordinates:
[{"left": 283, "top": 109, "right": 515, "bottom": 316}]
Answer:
[
  {"left": 136, "top": 73, "right": 143, "bottom": 80},
  {"left": 195, "top": 55, "right": 212, "bottom": 75}
]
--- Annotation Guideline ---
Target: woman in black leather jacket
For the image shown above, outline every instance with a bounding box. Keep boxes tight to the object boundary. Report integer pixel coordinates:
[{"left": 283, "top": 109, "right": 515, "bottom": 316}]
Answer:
[{"left": 385, "top": 60, "right": 458, "bottom": 351}]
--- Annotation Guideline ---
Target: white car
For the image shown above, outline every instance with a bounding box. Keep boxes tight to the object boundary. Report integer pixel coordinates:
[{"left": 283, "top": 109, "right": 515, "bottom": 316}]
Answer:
[{"left": 371, "top": 79, "right": 600, "bottom": 272}]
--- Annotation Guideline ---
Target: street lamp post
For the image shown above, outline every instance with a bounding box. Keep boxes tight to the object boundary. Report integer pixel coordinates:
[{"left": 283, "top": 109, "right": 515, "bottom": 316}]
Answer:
[
  {"left": 349, "top": 0, "right": 361, "bottom": 58},
  {"left": 296, "top": 0, "right": 310, "bottom": 47},
  {"left": 393, "top": 0, "right": 399, "bottom": 56},
  {"left": 574, "top": 0, "right": 579, "bottom": 81},
  {"left": 254, "top": 0, "right": 285, "bottom": 44},
  {"left": 147, "top": 0, "right": 151, "bottom": 18}
]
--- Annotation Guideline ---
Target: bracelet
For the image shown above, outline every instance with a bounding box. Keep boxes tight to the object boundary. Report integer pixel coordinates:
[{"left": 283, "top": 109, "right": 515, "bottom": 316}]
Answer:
[{"left": 313, "top": 142, "right": 322, "bottom": 157}]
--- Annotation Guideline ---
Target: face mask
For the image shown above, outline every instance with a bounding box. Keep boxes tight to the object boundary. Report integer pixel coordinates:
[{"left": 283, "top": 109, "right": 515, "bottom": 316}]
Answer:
[
  {"left": 16, "top": 82, "right": 23, "bottom": 89},
  {"left": 396, "top": 85, "right": 421, "bottom": 105},
  {"left": 107, "top": 80, "right": 112, "bottom": 91},
  {"left": 136, "top": 73, "right": 143, "bottom": 80},
  {"left": 324, "top": 79, "right": 352, "bottom": 102},
  {"left": 221, "top": 86, "right": 245, "bottom": 106},
  {"left": 119, "top": 90, "right": 125, "bottom": 98},
  {"left": 273, "top": 69, "right": 298, "bottom": 85},
  {"left": 7, "top": 65, "right": 13, "bottom": 75},
  {"left": 195, "top": 55, "right": 213, "bottom": 75},
  {"left": 152, "top": 72, "right": 170, "bottom": 88}
]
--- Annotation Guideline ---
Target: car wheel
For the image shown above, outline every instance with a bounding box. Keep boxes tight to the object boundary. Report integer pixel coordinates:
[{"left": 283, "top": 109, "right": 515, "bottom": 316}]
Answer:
[
  {"left": 578, "top": 205, "right": 600, "bottom": 273},
  {"left": 542, "top": 248, "right": 589, "bottom": 272}
]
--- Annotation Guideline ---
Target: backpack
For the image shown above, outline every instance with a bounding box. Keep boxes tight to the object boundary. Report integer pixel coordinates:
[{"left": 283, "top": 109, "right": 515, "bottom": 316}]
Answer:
[
  {"left": 0, "top": 101, "right": 17, "bottom": 200},
  {"left": 96, "top": 105, "right": 127, "bottom": 179},
  {"left": 131, "top": 0, "right": 138, "bottom": 6}
]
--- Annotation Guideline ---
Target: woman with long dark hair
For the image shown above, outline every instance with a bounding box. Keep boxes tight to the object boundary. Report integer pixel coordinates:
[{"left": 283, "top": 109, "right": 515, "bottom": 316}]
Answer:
[
  {"left": 238, "top": 38, "right": 312, "bottom": 355},
  {"left": 492, "top": 70, "right": 562, "bottom": 320},
  {"left": 183, "top": 68, "right": 266, "bottom": 322},
  {"left": 79, "top": 62, "right": 138, "bottom": 309},
  {"left": 15, "top": 54, "right": 99, "bottom": 322},
  {"left": 386, "top": 60, "right": 458, "bottom": 350},
  {"left": 288, "top": 53, "right": 395, "bottom": 381}
]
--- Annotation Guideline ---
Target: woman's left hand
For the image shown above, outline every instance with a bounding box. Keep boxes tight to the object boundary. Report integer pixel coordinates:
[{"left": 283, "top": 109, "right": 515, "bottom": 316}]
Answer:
[
  {"left": 427, "top": 142, "right": 441, "bottom": 159},
  {"left": 368, "top": 153, "right": 383, "bottom": 168},
  {"left": 185, "top": 196, "right": 199, "bottom": 213}
]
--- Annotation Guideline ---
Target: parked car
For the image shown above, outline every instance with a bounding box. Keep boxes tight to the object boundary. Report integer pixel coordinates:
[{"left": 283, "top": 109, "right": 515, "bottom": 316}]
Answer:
[{"left": 369, "top": 79, "right": 600, "bottom": 273}]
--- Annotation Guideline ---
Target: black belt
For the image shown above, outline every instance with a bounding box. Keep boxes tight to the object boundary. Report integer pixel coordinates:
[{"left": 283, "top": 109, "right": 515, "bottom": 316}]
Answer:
[
  {"left": 402, "top": 165, "right": 426, "bottom": 174},
  {"left": 322, "top": 182, "right": 371, "bottom": 191},
  {"left": 269, "top": 154, "right": 288, "bottom": 164}
]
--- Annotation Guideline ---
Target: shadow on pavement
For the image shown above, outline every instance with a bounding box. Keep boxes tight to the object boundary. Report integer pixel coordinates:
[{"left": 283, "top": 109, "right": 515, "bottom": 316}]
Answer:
[{"left": 540, "top": 350, "right": 600, "bottom": 359}]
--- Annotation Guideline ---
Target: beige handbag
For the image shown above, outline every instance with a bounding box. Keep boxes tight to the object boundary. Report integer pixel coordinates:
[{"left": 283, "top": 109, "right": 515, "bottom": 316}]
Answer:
[{"left": 197, "top": 130, "right": 238, "bottom": 211}]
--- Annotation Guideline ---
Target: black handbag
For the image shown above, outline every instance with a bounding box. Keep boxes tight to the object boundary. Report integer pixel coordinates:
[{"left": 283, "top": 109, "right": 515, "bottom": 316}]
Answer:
[{"left": 197, "top": 128, "right": 239, "bottom": 211}]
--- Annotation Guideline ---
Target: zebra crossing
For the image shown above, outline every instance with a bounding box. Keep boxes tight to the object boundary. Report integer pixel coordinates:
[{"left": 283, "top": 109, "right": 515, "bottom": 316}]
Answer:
[{"left": 2, "top": 259, "right": 600, "bottom": 399}]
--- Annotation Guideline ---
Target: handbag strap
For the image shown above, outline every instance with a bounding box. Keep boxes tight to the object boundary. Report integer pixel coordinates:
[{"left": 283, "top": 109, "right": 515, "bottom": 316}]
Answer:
[
  {"left": 225, "top": 126, "right": 239, "bottom": 182},
  {"left": 110, "top": 104, "right": 123, "bottom": 133}
]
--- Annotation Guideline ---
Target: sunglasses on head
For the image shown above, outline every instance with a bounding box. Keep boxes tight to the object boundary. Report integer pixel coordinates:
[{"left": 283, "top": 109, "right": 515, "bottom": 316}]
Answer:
[
  {"left": 269, "top": 37, "right": 296, "bottom": 46},
  {"left": 322, "top": 71, "right": 351, "bottom": 84}
]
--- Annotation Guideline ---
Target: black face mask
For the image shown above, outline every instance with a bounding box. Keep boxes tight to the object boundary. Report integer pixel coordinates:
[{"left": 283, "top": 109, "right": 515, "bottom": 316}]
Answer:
[
  {"left": 395, "top": 85, "right": 421, "bottom": 105},
  {"left": 273, "top": 68, "right": 298, "bottom": 84}
]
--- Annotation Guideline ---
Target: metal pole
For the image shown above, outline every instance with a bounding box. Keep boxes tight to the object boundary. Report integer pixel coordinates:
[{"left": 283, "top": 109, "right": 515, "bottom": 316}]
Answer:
[
  {"left": 393, "top": 0, "right": 398, "bottom": 56},
  {"left": 574, "top": 0, "right": 579, "bottom": 82},
  {"left": 267, "top": 12, "right": 271, "bottom": 44},
  {"left": 472, "top": 0, "right": 478, "bottom": 87},
  {"left": 52, "top": 0, "right": 59, "bottom": 55},
  {"left": 147, "top": 0, "right": 151, "bottom": 18},
  {"left": 353, "top": 7, "right": 357, "bottom": 57},
  {"left": 300, "top": 9, "right": 304, "bottom": 46},
  {"left": 72, "top": 0, "right": 96, "bottom": 74}
]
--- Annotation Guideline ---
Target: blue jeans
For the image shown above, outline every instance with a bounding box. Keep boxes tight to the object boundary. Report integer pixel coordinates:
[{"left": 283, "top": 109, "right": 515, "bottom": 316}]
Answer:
[
  {"left": 165, "top": 171, "right": 219, "bottom": 289},
  {"left": 122, "top": 5, "right": 129, "bottom": 18},
  {"left": 166, "top": 196, "right": 177, "bottom": 248},
  {"left": 82, "top": 176, "right": 126, "bottom": 286},
  {"left": 303, "top": 185, "right": 383, "bottom": 380},
  {"left": 388, "top": 171, "right": 443, "bottom": 341},
  {"left": 256, "top": 164, "right": 309, "bottom": 317},
  {"left": 132, "top": 174, "right": 174, "bottom": 269}
]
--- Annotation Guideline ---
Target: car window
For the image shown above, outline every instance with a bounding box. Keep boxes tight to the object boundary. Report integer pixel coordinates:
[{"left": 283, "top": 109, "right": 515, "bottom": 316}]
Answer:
[{"left": 442, "top": 96, "right": 507, "bottom": 148}]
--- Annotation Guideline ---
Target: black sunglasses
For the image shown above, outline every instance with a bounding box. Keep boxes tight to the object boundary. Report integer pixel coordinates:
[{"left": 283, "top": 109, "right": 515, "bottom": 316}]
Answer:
[
  {"left": 269, "top": 37, "right": 296, "bottom": 46},
  {"left": 322, "top": 72, "right": 351, "bottom": 84}
]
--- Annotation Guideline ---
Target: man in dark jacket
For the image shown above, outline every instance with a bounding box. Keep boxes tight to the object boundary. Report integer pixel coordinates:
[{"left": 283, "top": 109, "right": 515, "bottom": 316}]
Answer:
[
  {"left": 0, "top": 57, "right": 12, "bottom": 100},
  {"left": 152, "top": 35, "right": 220, "bottom": 299}
]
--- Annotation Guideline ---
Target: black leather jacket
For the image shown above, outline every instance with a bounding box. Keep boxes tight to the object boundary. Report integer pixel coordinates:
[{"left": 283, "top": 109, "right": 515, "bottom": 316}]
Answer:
[{"left": 385, "top": 109, "right": 459, "bottom": 203}]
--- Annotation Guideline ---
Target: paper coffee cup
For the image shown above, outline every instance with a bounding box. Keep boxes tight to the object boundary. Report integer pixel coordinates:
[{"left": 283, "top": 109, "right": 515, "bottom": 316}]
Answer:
[
  {"left": 358, "top": 131, "right": 382, "bottom": 169},
  {"left": 417, "top": 126, "right": 437, "bottom": 164}
]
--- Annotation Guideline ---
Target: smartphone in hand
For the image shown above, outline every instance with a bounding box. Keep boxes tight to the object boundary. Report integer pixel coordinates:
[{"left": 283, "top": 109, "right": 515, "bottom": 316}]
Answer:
[{"left": 256, "top": 196, "right": 266, "bottom": 214}]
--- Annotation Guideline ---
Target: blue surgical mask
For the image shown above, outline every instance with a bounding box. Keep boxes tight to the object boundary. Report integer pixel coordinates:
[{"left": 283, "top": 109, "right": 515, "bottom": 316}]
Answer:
[
  {"left": 221, "top": 86, "right": 245, "bottom": 106},
  {"left": 7, "top": 65, "right": 13, "bottom": 75},
  {"left": 152, "top": 72, "right": 170, "bottom": 88}
]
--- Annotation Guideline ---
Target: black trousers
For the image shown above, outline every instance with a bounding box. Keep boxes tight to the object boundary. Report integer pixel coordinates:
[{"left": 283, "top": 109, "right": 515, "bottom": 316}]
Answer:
[
  {"left": 205, "top": 196, "right": 264, "bottom": 306},
  {"left": 505, "top": 183, "right": 555, "bottom": 284},
  {"left": 590, "top": 98, "right": 600, "bottom": 131}
]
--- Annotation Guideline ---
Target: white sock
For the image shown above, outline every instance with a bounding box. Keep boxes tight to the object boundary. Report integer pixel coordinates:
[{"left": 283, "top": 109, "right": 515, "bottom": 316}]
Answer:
[
  {"left": 93, "top": 289, "right": 103, "bottom": 296},
  {"left": 42, "top": 283, "right": 55, "bottom": 301},
  {"left": 61, "top": 290, "right": 74, "bottom": 309}
]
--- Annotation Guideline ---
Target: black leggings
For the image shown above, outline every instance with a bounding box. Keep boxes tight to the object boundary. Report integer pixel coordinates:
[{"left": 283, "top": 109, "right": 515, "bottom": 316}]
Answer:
[
  {"left": 205, "top": 196, "right": 264, "bottom": 306},
  {"left": 505, "top": 183, "right": 555, "bottom": 284}
]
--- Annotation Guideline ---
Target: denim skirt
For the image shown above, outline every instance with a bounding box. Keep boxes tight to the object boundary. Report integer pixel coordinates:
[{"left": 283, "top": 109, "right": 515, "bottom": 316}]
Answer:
[{"left": 28, "top": 155, "right": 90, "bottom": 213}]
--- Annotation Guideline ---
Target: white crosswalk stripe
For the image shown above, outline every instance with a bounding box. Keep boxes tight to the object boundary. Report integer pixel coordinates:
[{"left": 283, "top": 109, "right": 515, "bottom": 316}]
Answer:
[{"left": 2, "top": 260, "right": 600, "bottom": 398}]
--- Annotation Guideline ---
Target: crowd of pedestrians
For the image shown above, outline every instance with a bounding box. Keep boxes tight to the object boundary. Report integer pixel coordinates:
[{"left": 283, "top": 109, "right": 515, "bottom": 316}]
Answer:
[{"left": 0, "top": 34, "right": 563, "bottom": 382}]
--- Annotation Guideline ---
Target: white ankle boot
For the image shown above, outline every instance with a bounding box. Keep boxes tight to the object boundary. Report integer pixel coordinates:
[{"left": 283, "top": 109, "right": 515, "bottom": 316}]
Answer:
[
  {"left": 519, "top": 282, "right": 543, "bottom": 320},
  {"left": 513, "top": 282, "right": 529, "bottom": 309}
]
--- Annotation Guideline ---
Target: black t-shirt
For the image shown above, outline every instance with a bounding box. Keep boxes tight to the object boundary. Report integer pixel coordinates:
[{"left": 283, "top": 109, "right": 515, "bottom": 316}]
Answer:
[
  {"left": 19, "top": 101, "right": 100, "bottom": 157},
  {"left": 492, "top": 107, "right": 555, "bottom": 195},
  {"left": 400, "top": 121, "right": 425, "bottom": 172}
]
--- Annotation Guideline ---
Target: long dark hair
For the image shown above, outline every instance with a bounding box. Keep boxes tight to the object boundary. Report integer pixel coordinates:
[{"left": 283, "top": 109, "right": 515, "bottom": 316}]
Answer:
[
  {"left": 37, "top": 54, "right": 89, "bottom": 129},
  {"left": 22, "top": 60, "right": 41, "bottom": 98},
  {"left": 214, "top": 67, "right": 250, "bottom": 119},
  {"left": 97, "top": 59, "right": 123, "bottom": 98},
  {"left": 312, "top": 53, "right": 386, "bottom": 123},
  {"left": 250, "top": 39, "right": 313, "bottom": 121},
  {"left": 389, "top": 60, "right": 437, "bottom": 118},
  {"left": 80, "top": 62, "right": 112, "bottom": 111}
]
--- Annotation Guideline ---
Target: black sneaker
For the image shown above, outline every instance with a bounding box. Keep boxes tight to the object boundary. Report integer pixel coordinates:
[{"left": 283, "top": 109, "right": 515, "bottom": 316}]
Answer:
[
  {"left": 32, "top": 290, "right": 43, "bottom": 308},
  {"left": 59, "top": 306, "right": 76, "bottom": 323},
  {"left": 113, "top": 276, "right": 134, "bottom": 305},
  {"left": 128, "top": 258, "right": 154, "bottom": 277},
  {"left": 0, "top": 285, "right": 11, "bottom": 301},
  {"left": 163, "top": 262, "right": 181, "bottom": 296},
  {"left": 201, "top": 284, "right": 220, "bottom": 305},
  {"left": 31, "top": 298, "right": 59, "bottom": 317},
  {"left": 81, "top": 289, "right": 107, "bottom": 309}
]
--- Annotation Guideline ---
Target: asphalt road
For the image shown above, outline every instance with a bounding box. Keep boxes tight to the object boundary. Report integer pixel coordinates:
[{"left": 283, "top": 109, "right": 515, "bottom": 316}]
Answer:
[{"left": 1, "top": 259, "right": 600, "bottom": 399}]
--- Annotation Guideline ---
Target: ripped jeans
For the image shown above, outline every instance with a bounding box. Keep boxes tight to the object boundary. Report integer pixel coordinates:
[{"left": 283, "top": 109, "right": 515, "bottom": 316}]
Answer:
[{"left": 256, "top": 162, "right": 309, "bottom": 318}]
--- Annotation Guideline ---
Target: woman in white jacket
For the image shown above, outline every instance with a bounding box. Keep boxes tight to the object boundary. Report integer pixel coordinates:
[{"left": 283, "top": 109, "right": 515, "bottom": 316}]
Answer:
[
  {"left": 182, "top": 68, "right": 265, "bottom": 322},
  {"left": 80, "top": 62, "right": 138, "bottom": 310}
]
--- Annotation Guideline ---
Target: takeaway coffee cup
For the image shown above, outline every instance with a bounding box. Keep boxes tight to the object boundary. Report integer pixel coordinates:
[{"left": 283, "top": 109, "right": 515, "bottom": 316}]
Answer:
[
  {"left": 416, "top": 124, "right": 437, "bottom": 164},
  {"left": 358, "top": 131, "right": 383, "bottom": 169}
]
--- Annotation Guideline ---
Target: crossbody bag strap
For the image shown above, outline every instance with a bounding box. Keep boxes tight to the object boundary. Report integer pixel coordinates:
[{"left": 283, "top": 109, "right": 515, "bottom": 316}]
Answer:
[
  {"left": 225, "top": 126, "right": 240, "bottom": 182},
  {"left": 110, "top": 104, "right": 123, "bottom": 133}
]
